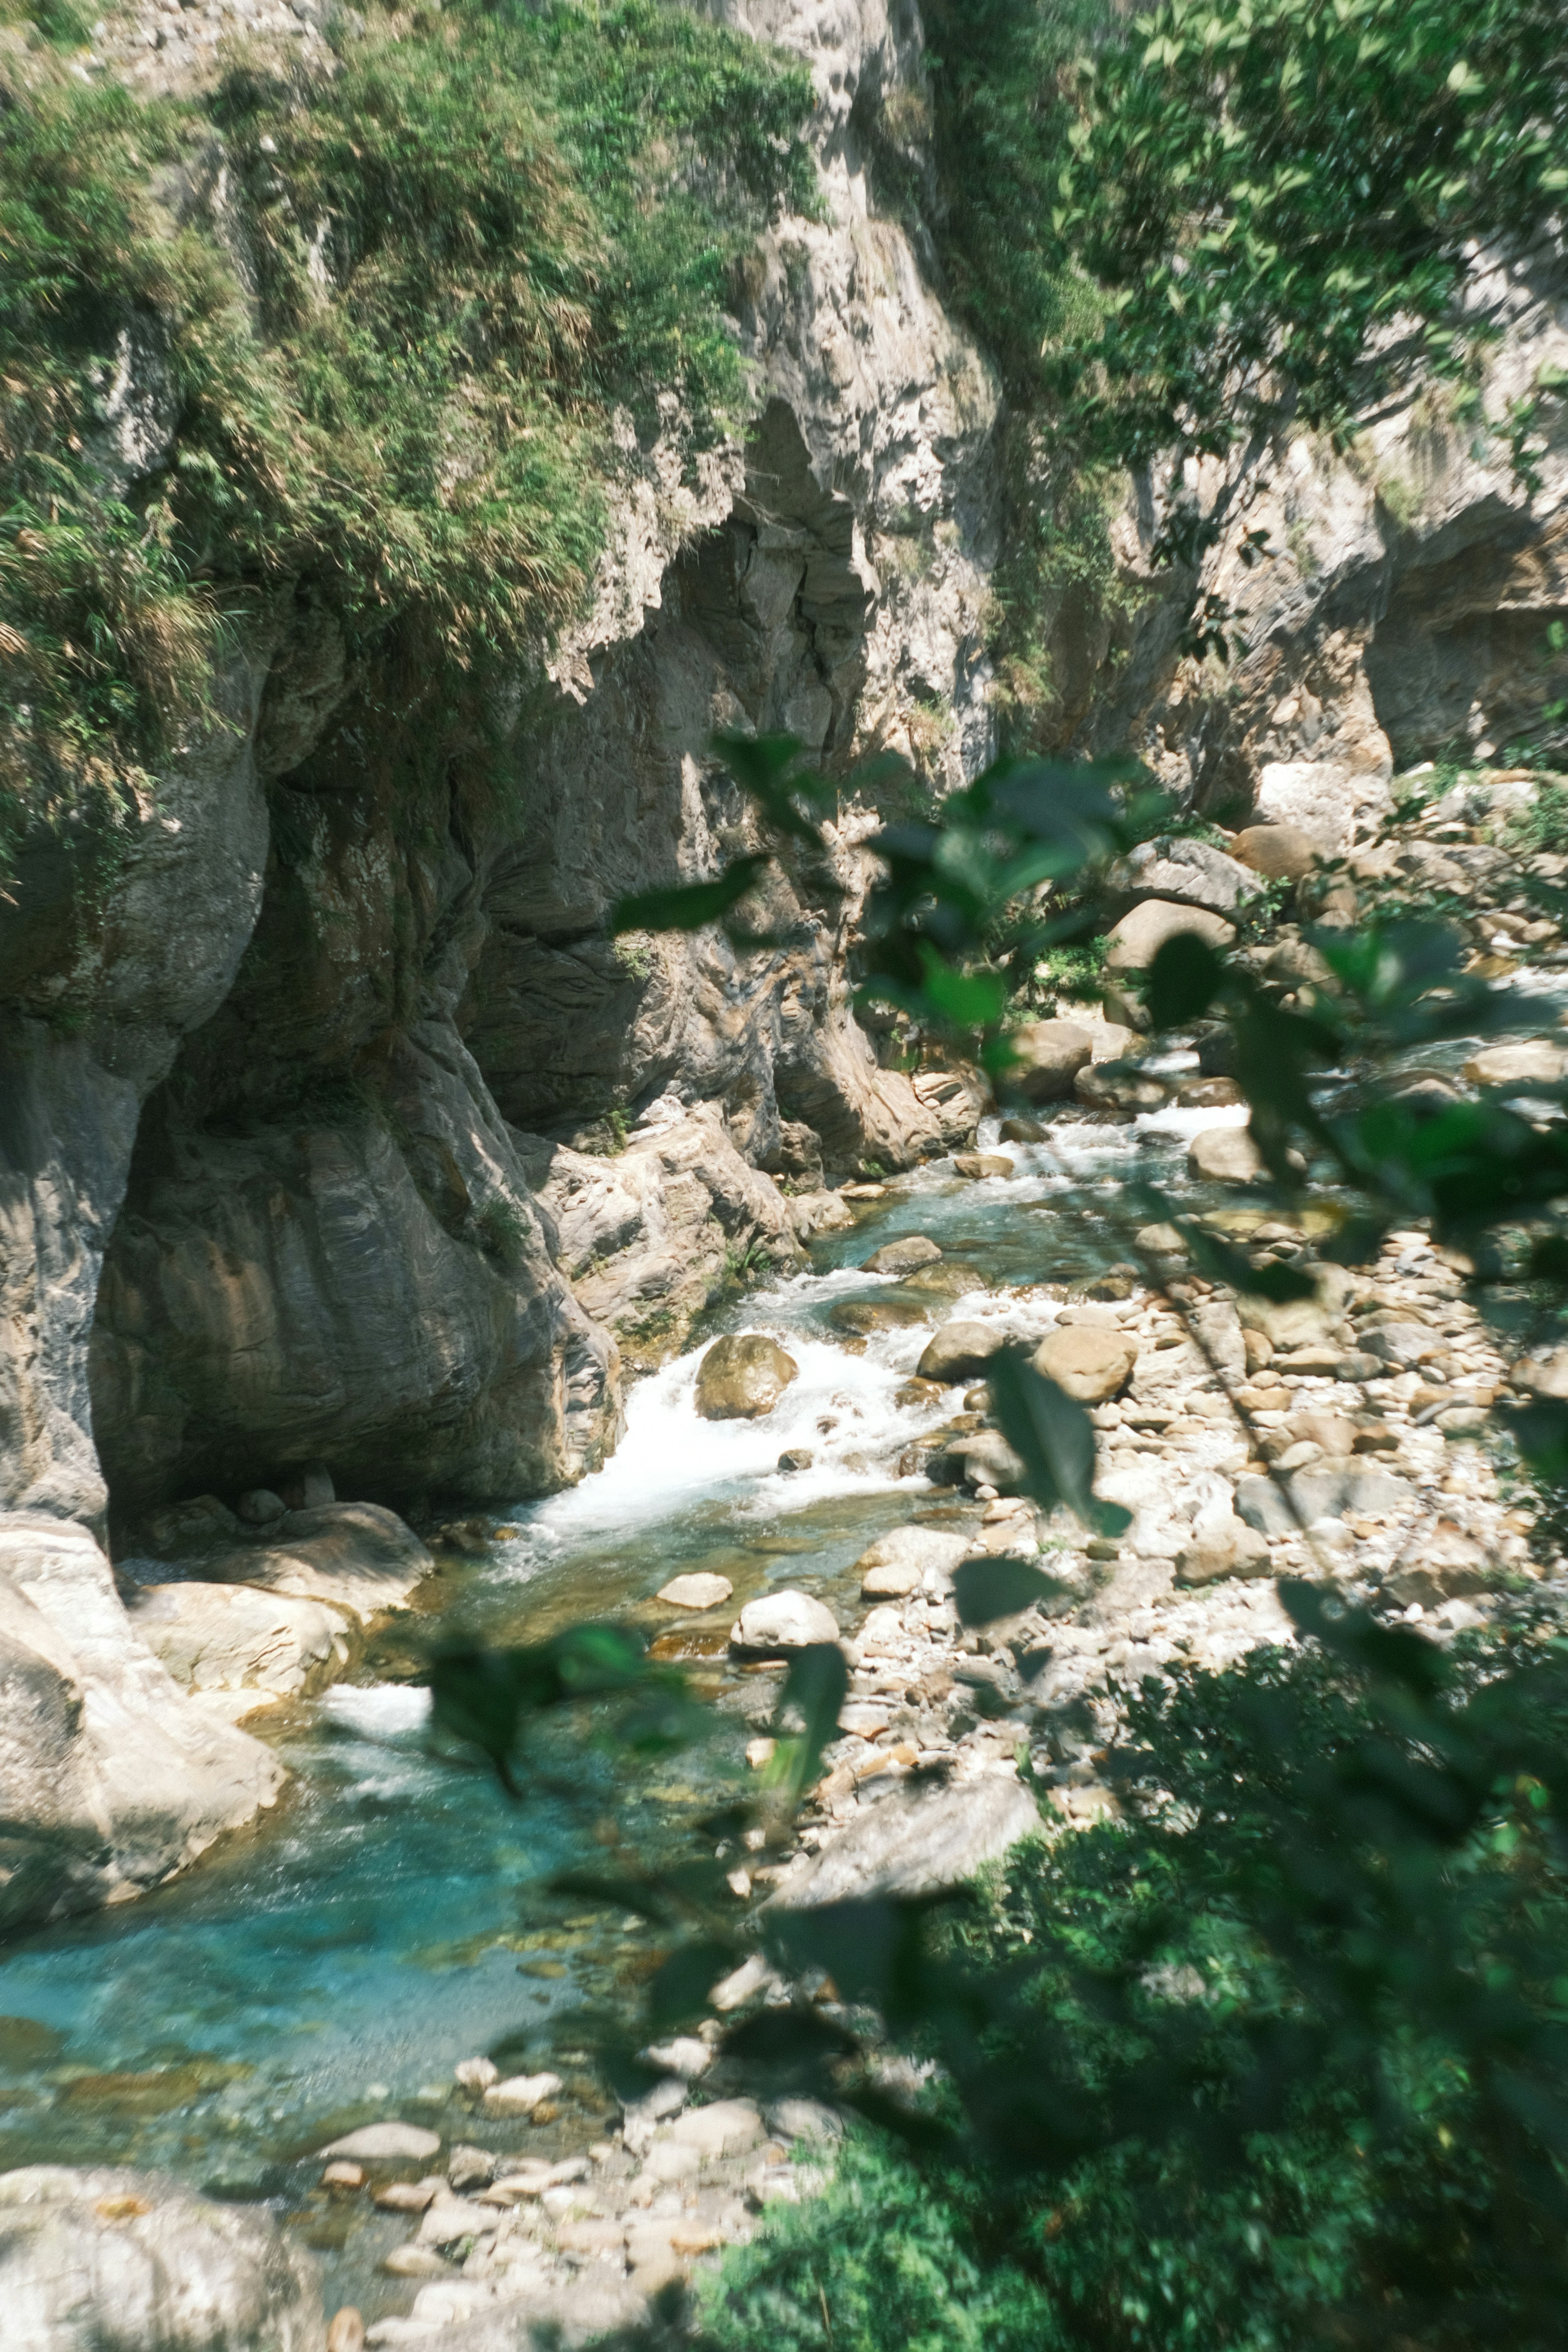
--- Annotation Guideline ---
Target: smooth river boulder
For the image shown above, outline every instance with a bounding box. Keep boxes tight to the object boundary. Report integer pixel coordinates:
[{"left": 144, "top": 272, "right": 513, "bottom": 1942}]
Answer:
[
  {"left": 917, "top": 1321, "right": 1007, "bottom": 1383},
  {"left": 862, "top": 1235, "right": 942, "bottom": 1275},
  {"left": 1011, "top": 1019, "right": 1094, "bottom": 1104},
  {"left": 0, "top": 2163, "right": 325, "bottom": 2350},
  {"left": 1187, "top": 1125, "right": 1264, "bottom": 1184},
  {"left": 1032, "top": 1324, "right": 1138, "bottom": 1403},
  {"left": 1105, "top": 898, "right": 1235, "bottom": 977},
  {"left": 731, "top": 1590, "right": 840, "bottom": 1655},
  {"left": 694, "top": 1335, "right": 799, "bottom": 1421},
  {"left": 1461, "top": 1039, "right": 1568, "bottom": 1088},
  {"left": 829, "top": 1298, "right": 929, "bottom": 1336}
]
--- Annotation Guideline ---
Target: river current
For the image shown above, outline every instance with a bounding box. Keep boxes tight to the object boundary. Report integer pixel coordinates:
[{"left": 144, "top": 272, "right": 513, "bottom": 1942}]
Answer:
[{"left": 0, "top": 1083, "right": 1353, "bottom": 2306}]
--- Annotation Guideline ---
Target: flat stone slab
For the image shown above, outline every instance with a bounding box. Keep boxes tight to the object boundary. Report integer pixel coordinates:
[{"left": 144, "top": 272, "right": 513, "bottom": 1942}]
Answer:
[
  {"left": 854, "top": 1524, "right": 971, "bottom": 1597},
  {"left": 202, "top": 1502, "right": 434, "bottom": 1624},
  {"left": 773, "top": 1774, "right": 1041, "bottom": 1907},
  {"left": 667, "top": 2098, "right": 764, "bottom": 2158},
  {"left": 656, "top": 1573, "right": 733, "bottom": 1610},
  {"left": 1234, "top": 1468, "right": 1414, "bottom": 1538},
  {"left": 319, "top": 2120, "right": 442, "bottom": 2161}
]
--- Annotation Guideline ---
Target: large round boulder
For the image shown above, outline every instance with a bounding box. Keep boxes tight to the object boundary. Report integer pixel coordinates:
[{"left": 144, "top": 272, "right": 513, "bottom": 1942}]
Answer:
[
  {"left": 1074, "top": 1059, "right": 1169, "bottom": 1112},
  {"left": 1011, "top": 1020, "right": 1094, "bottom": 1104},
  {"left": 1116, "top": 835, "right": 1257, "bottom": 914},
  {"left": 1230, "top": 823, "right": 1319, "bottom": 883},
  {"left": 1187, "top": 1125, "right": 1264, "bottom": 1184},
  {"left": 695, "top": 1335, "right": 799, "bottom": 1421},
  {"left": 730, "top": 1591, "right": 840, "bottom": 1656},
  {"left": 917, "top": 1321, "right": 1007, "bottom": 1383},
  {"left": 1032, "top": 1324, "right": 1138, "bottom": 1403},
  {"left": 904, "top": 1262, "right": 990, "bottom": 1300},
  {"left": 862, "top": 1235, "right": 942, "bottom": 1276},
  {"left": 0, "top": 2164, "right": 325, "bottom": 2350},
  {"left": 1104, "top": 899, "right": 1234, "bottom": 978},
  {"left": 657, "top": 1572, "right": 734, "bottom": 1610}
]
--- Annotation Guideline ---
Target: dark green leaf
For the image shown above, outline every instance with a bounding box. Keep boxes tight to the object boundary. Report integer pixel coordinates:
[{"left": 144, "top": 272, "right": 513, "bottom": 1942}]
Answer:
[
  {"left": 645, "top": 1940, "right": 738, "bottom": 2031},
  {"left": 952, "top": 1556, "right": 1068, "bottom": 1625},
  {"left": 1508, "top": 1400, "right": 1568, "bottom": 1481},
  {"left": 1147, "top": 929, "right": 1223, "bottom": 1028},
  {"left": 611, "top": 854, "right": 770, "bottom": 935},
  {"left": 1182, "top": 1221, "right": 1318, "bottom": 1300},
  {"left": 764, "top": 1643, "right": 850, "bottom": 1806},
  {"left": 988, "top": 1350, "right": 1131, "bottom": 1536}
]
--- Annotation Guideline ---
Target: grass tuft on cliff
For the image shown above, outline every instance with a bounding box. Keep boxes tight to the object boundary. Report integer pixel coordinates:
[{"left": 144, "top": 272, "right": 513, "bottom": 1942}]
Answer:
[{"left": 0, "top": 0, "right": 815, "bottom": 861}]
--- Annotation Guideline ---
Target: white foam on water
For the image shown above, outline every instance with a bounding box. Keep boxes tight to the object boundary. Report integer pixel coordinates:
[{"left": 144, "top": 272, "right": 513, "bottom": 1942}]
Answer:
[
  {"left": 507, "top": 1278, "right": 1056, "bottom": 1560},
  {"left": 319, "top": 1683, "right": 432, "bottom": 1737},
  {"left": 1131, "top": 1099, "right": 1251, "bottom": 1145}
]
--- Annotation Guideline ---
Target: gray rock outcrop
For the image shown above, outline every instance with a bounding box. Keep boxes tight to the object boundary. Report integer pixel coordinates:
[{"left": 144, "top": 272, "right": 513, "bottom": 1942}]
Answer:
[
  {"left": 0, "top": 2163, "right": 325, "bottom": 2352},
  {"left": 695, "top": 1334, "right": 801, "bottom": 1421},
  {"left": 521, "top": 1101, "right": 802, "bottom": 1369},
  {"left": 773, "top": 1774, "right": 1040, "bottom": 1906}
]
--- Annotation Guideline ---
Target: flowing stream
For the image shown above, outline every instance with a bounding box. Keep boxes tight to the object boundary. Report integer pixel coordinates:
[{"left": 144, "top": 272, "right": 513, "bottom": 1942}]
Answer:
[{"left": 0, "top": 1077, "right": 1437, "bottom": 2306}]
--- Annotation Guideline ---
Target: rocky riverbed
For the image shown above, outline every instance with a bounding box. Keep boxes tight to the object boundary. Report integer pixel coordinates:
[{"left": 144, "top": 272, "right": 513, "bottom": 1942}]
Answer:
[{"left": 7, "top": 766, "right": 1568, "bottom": 2351}]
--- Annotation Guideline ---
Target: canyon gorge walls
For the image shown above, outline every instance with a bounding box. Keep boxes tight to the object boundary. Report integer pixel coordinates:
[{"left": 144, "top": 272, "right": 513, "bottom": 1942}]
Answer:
[{"left": 2, "top": 0, "right": 1567, "bottom": 1929}]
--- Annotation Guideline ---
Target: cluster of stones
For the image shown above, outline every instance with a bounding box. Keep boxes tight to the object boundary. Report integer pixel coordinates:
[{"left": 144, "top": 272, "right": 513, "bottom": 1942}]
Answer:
[
  {"left": 336, "top": 1180, "right": 1559, "bottom": 2341},
  {"left": 297, "top": 2078, "right": 839, "bottom": 2348},
  {"left": 83, "top": 0, "right": 335, "bottom": 92}
]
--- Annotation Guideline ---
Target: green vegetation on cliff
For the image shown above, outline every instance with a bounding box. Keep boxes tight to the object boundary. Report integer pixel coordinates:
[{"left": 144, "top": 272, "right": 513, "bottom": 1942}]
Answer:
[
  {"left": 0, "top": 0, "right": 814, "bottom": 850},
  {"left": 924, "top": 0, "right": 1568, "bottom": 741}
]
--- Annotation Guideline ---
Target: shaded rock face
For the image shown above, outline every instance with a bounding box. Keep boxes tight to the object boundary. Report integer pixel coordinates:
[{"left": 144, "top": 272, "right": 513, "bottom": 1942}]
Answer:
[
  {"left": 0, "top": 1517, "right": 283, "bottom": 1933},
  {"left": 0, "top": 2163, "right": 325, "bottom": 2351},
  {"left": 1077, "top": 255, "right": 1568, "bottom": 838},
  {"left": 464, "top": 410, "right": 982, "bottom": 1179}
]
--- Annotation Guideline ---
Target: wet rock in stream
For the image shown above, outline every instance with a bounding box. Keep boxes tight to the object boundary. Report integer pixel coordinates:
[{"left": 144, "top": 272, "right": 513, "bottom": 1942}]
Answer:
[{"left": 694, "top": 1337, "right": 800, "bottom": 1422}]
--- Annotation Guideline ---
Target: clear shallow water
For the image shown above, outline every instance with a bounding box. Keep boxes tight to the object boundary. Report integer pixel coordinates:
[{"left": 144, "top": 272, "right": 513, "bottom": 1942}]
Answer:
[
  {"left": 0, "top": 1121, "right": 1219, "bottom": 2131},
  {"left": 0, "top": 1072, "right": 1473, "bottom": 2301}
]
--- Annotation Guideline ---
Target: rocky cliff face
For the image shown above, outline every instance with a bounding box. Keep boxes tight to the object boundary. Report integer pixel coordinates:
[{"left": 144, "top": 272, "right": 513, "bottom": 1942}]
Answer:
[
  {"left": 1081, "top": 249, "right": 1568, "bottom": 847},
  {"left": 77, "top": 0, "right": 1002, "bottom": 1526},
  {"left": 0, "top": 0, "right": 999, "bottom": 1922},
  {"left": 4, "top": 0, "right": 1565, "bottom": 1933}
]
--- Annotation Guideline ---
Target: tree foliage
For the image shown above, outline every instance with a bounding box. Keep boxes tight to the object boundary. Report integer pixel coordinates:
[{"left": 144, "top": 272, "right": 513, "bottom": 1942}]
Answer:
[
  {"left": 1051, "top": 0, "right": 1568, "bottom": 466},
  {"left": 0, "top": 0, "right": 815, "bottom": 854}
]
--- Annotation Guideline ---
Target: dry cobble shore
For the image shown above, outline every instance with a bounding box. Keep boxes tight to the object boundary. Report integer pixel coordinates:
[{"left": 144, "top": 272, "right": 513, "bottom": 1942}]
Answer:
[
  {"left": 343, "top": 778, "right": 1568, "bottom": 2343},
  {"left": 346, "top": 1244, "right": 1564, "bottom": 2346}
]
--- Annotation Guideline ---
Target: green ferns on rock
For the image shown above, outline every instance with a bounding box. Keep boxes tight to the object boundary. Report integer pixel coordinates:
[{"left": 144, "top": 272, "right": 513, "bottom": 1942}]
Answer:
[{"left": 0, "top": 0, "right": 815, "bottom": 857}]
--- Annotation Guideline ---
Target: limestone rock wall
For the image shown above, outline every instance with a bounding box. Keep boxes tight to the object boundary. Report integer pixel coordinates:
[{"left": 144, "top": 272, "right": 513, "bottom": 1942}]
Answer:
[
  {"left": 0, "top": 0, "right": 1002, "bottom": 1929},
  {"left": 1080, "top": 250, "right": 1568, "bottom": 845},
  {"left": 79, "top": 0, "right": 1000, "bottom": 1515}
]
